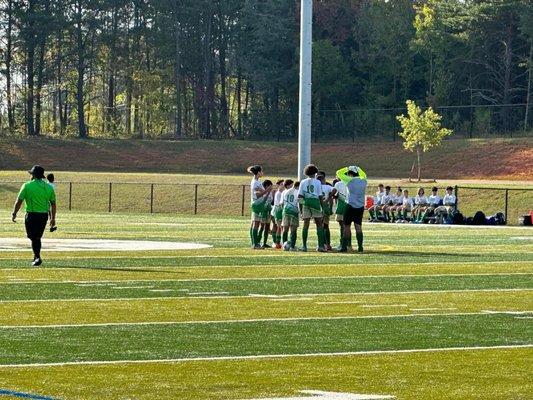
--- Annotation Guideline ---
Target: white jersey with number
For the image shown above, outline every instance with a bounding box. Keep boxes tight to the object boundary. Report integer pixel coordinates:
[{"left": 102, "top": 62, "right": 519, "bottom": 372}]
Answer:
[
  {"left": 250, "top": 178, "right": 263, "bottom": 202},
  {"left": 283, "top": 188, "right": 299, "bottom": 213},
  {"left": 322, "top": 184, "right": 333, "bottom": 200},
  {"left": 299, "top": 178, "right": 322, "bottom": 199}
]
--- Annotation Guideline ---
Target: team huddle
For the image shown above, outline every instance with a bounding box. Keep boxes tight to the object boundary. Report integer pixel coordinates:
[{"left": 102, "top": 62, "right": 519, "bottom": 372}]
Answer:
[{"left": 248, "top": 164, "right": 367, "bottom": 253}]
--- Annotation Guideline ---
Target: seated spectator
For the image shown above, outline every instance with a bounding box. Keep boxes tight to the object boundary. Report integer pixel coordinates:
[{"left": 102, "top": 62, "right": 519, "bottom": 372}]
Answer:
[
  {"left": 368, "top": 183, "right": 385, "bottom": 222},
  {"left": 377, "top": 186, "right": 393, "bottom": 222},
  {"left": 421, "top": 187, "right": 442, "bottom": 223},
  {"left": 388, "top": 187, "right": 404, "bottom": 222},
  {"left": 396, "top": 189, "right": 413, "bottom": 223},
  {"left": 413, "top": 187, "right": 428, "bottom": 223},
  {"left": 435, "top": 186, "right": 457, "bottom": 224}
]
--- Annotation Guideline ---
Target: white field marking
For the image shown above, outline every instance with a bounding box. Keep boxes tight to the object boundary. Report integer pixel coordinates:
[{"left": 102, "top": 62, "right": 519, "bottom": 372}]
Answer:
[
  {"left": 149, "top": 289, "right": 174, "bottom": 293},
  {"left": 111, "top": 286, "right": 154, "bottom": 290},
  {"left": 76, "top": 283, "right": 116, "bottom": 287},
  {"left": 511, "top": 237, "right": 533, "bottom": 240},
  {"left": 362, "top": 304, "right": 408, "bottom": 308},
  {"left": 0, "top": 238, "right": 212, "bottom": 252},
  {"left": 188, "top": 292, "right": 229, "bottom": 296},
  {"left": 316, "top": 301, "right": 362, "bottom": 305},
  {"left": 249, "top": 390, "right": 395, "bottom": 400},
  {"left": 0, "top": 288, "right": 531, "bottom": 304},
  {"left": 0, "top": 312, "right": 517, "bottom": 330},
  {"left": 481, "top": 310, "right": 533, "bottom": 315},
  {"left": 0, "top": 344, "right": 531, "bottom": 369},
  {"left": 0, "top": 272, "right": 530, "bottom": 286},
  {"left": 515, "top": 316, "right": 533, "bottom": 319},
  {"left": 0, "top": 260, "right": 531, "bottom": 270},
  {"left": 411, "top": 308, "right": 458, "bottom": 312},
  {"left": 270, "top": 298, "right": 314, "bottom": 302}
]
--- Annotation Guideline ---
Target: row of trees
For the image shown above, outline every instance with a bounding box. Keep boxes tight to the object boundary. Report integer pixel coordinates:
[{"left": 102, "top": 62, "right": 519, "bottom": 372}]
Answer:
[{"left": 0, "top": 0, "right": 531, "bottom": 139}]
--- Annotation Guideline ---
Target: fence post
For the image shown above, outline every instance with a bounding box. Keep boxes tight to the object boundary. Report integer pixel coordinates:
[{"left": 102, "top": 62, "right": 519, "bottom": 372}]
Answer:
[
  {"left": 194, "top": 184, "right": 198, "bottom": 215},
  {"left": 241, "top": 185, "right": 246, "bottom": 216},
  {"left": 504, "top": 189, "right": 509, "bottom": 224},
  {"left": 68, "top": 182, "right": 72, "bottom": 211},
  {"left": 455, "top": 185, "right": 459, "bottom": 208},
  {"left": 108, "top": 183, "right": 112, "bottom": 213},
  {"left": 150, "top": 183, "right": 154, "bottom": 214}
]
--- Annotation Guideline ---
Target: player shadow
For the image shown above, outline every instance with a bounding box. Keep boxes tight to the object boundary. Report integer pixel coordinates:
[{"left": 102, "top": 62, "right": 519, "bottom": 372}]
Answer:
[{"left": 358, "top": 249, "right": 480, "bottom": 258}]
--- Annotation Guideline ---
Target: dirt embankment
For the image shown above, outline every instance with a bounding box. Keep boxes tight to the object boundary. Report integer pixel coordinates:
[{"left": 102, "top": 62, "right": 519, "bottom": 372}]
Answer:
[{"left": 0, "top": 137, "right": 531, "bottom": 180}]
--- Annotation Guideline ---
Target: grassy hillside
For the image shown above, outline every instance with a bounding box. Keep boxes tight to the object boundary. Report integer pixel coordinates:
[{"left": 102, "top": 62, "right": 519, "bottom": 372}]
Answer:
[{"left": 0, "top": 137, "right": 531, "bottom": 180}]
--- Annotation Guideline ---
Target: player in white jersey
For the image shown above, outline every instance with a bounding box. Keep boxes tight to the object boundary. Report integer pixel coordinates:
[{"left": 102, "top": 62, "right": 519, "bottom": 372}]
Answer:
[
  {"left": 271, "top": 180, "right": 285, "bottom": 249},
  {"left": 435, "top": 186, "right": 457, "bottom": 224},
  {"left": 421, "top": 186, "right": 442, "bottom": 223},
  {"left": 412, "top": 187, "right": 428, "bottom": 223},
  {"left": 317, "top": 171, "right": 334, "bottom": 251},
  {"left": 396, "top": 189, "right": 413, "bottom": 223},
  {"left": 388, "top": 187, "right": 404, "bottom": 222},
  {"left": 281, "top": 180, "right": 300, "bottom": 251},
  {"left": 332, "top": 178, "right": 349, "bottom": 249},
  {"left": 298, "top": 164, "right": 326, "bottom": 252},
  {"left": 368, "top": 184, "right": 385, "bottom": 222},
  {"left": 248, "top": 165, "right": 272, "bottom": 249}
]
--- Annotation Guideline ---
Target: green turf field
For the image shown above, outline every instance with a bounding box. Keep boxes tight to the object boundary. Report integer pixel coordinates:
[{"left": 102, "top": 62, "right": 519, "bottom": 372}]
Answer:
[{"left": 0, "top": 211, "right": 531, "bottom": 399}]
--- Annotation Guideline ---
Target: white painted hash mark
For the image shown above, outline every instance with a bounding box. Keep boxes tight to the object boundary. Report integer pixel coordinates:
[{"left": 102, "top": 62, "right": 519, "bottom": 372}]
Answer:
[{"left": 249, "top": 390, "right": 395, "bottom": 399}]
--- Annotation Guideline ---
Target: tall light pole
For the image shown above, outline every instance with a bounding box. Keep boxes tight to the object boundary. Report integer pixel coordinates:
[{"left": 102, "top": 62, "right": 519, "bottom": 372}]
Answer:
[{"left": 298, "top": 0, "right": 312, "bottom": 180}]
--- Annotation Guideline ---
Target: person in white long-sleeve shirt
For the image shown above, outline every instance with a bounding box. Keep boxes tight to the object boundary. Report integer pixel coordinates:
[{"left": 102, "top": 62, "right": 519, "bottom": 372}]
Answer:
[{"left": 435, "top": 186, "right": 457, "bottom": 224}]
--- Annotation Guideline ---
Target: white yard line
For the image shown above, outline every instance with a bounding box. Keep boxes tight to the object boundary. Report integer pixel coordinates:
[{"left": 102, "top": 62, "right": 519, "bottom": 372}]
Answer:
[
  {"left": 0, "top": 288, "right": 530, "bottom": 304},
  {"left": 316, "top": 301, "right": 362, "bottom": 305},
  {"left": 1, "top": 344, "right": 531, "bottom": 369},
  {"left": 362, "top": 305, "right": 408, "bottom": 308},
  {"left": 0, "top": 260, "right": 531, "bottom": 270},
  {"left": 0, "top": 311, "right": 524, "bottom": 330},
  {"left": 411, "top": 308, "right": 458, "bottom": 311},
  {"left": 0, "top": 272, "right": 530, "bottom": 285}
]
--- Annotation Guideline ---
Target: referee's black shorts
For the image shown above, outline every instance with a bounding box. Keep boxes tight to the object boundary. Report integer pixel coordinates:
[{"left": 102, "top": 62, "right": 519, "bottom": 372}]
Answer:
[
  {"left": 25, "top": 212, "right": 48, "bottom": 240},
  {"left": 343, "top": 205, "right": 364, "bottom": 226}
]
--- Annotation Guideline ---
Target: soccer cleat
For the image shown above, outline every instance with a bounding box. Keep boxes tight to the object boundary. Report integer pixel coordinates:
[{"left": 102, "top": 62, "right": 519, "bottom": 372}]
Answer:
[
  {"left": 325, "top": 245, "right": 333, "bottom": 252},
  {"left": 50, "top": 226, "right": 57, "bottom": 232},
  {"left": 358, "top": 247, "right": 364, "bottom": 253},
  {"left": 32, "top": 258, "right": 42, "bottom": 267},
  {"left": 261, "top": 243, "right": 272, "bottom": 249},
  {"left": 274, "top": 243, "right": 282, "bottom": 250},
  {"left": 253, "top": 244, "right": 263, "bottom": 250},
  {"left": 317, "top": 247, "right": 326, "bottom": 253},
  {"left": 337, "top": 247, "right": 348, "bottom": 253},
  {"left": 298, "top": 246, "right": 308, "bottom": 252}
]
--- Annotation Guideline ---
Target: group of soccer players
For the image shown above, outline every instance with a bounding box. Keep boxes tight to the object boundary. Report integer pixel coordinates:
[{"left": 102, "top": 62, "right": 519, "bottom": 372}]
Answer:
[
  {"left": 248, "top": 163, "right": 367, "bottom": 253},
  {"left": 367, "top": 184, "right": 457, "bottom": 224}
]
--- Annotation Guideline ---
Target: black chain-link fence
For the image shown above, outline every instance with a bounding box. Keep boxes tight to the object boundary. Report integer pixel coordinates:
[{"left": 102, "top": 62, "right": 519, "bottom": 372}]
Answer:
[{"left": 1, "top": 181, "right": 531, "bottom": 225}]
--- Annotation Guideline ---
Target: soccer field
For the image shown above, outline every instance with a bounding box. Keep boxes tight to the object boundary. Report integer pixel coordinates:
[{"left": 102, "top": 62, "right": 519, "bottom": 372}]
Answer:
[{"left": 0, "top": 212, "right": 531, "bottom": 399}]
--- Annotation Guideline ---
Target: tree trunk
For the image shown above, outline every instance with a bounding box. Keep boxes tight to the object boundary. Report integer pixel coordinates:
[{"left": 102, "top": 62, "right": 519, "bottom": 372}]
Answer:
[
  {"left": 236, "top": 66, "right": 242, "bottom": 138},
  {"left": 35, "top": 27, "right": 47, "bottom": 136},
  {"left": 217, "top": 1, "right": 228, "bottom": 138},
  {"left": 173, "top": 0, "right": 182, "bottom": 139},
  {"left": 106, "top": 6, "right": 118, "bottom": 135},
  {"left": 75, "top": 0, "right": 87, "bottom": 138},
  {"left": 26, "top": 0, "right": 36, "bottom": 136},
  {"left": 525, "top": 42, "right": 532, "bottom": 132},
  {"left": 5, "top": 0, "right": 15, "bottom": 133},
  {"left": 416, "top": 146, "right": 422, "bottom": 182},
  {"left": 501, "top": 16, "right": 514, "bottom": 131}
]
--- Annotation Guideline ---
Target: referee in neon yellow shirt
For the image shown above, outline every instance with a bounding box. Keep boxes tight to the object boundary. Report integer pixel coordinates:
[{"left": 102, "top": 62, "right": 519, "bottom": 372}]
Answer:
[{"left": 12, "top": 165, "right": 57, "bottom": 266}]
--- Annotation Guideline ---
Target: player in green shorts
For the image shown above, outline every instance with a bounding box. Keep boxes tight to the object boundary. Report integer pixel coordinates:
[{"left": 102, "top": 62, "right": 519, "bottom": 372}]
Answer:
[
  {"left": 271, "top": 180, "right": 285, "bottom": 249},
  {"left": 298, "top": 164, "right": 326, "bottom": 252},
  {"left": 332, "top": 177, "right": 351, "bottom": 251},
  {"left": 281, "top": 180, "right": 300, "bottom": 251},
  {"left": 11, "top": 165, "right": 57, "bottom": 266},
  {"left": 248, "top": 165, "right": 272, "bottom": 249},
  {"left": 258, "top": 180, "right": 274, "bottom": 248},
  {"left": 317, "top": 171, "right": 334, "bottom": 251}
]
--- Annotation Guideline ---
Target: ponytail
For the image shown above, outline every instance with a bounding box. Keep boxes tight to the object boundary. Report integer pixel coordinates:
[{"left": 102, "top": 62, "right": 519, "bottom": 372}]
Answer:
[{"left": 247, "top": 165, "right": 262, "bottom": 176}]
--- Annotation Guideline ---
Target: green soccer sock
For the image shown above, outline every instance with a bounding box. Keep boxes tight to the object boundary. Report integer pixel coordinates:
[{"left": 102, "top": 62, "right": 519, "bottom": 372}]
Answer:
[
  {"left": 252, "top": 228, "right": 260, "bottom": 246},
  {"left": 339, "top": 226, "right": 344, "bottom": 246},
  {"left": 317, "top": 227, "right": 325, "bottom": 248},
  {"left": 356, "top": 231, "right": 364, "bottom": 251},
  {"left": 282, "top": 230, "right": 289, "bottom": 243},
  {"left": 324, "top": 227, "right": 331, "bottom": 246},
  {"left": 250, "top": 227, "right": 254, "bottom": 246},
  {"left": 263, "top": 229, "right": 269, "bottom": 246},
  {"left": 302, "top": 227, "right": 309, "bottom": 248},
  {"left": 290, "top": 231, "right": 297, "bottom": 247},
  {"left": 369, "top": 210, "right": 375, "bottom": 219}
]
